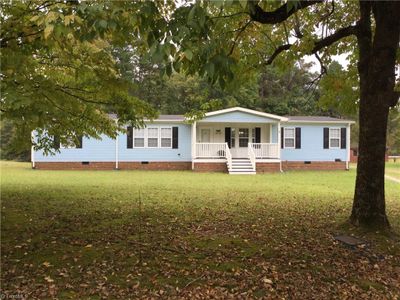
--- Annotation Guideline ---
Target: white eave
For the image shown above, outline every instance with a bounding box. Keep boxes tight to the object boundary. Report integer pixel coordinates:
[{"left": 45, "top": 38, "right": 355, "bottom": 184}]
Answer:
[
  {"left": 204, "top": 107, "right": 288, "bottom": 121},
  {"left": 284, "top": 119, "right": 356, "bottom": 124}
]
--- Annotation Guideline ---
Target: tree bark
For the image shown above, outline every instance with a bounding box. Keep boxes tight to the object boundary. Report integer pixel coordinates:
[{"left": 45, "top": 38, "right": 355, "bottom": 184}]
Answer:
[{"left": 351, "top": 1, "right": 400, "bottom": 229}]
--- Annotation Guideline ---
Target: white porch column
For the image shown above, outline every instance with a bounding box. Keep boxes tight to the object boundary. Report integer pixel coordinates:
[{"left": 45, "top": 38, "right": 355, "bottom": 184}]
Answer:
[
  {"left": 269, "top": 124, "right": 273, "bottom": 143},
  {"left": 191, "top": 121, "right": 197, "bottom": 170},
  {"left": 278, "top": 122, "right": 283, "bottom": 172}
]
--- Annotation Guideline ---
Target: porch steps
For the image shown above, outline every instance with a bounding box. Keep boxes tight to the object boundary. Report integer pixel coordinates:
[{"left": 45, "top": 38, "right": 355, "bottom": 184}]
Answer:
[{"left": 228, "top": 158, "right": 256, "bottom": 175}]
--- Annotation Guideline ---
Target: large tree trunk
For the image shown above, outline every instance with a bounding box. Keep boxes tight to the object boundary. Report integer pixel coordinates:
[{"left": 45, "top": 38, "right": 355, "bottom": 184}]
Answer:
[{"left": 351, "top": 1, "right": 400, "bottom": 229}]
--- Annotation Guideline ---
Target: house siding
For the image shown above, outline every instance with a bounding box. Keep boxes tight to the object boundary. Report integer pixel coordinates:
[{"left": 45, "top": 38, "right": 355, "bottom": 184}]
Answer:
[
  {"left": 34, "top": 135, "right": 116, "bottom": 162},
  {"left": 34, "top": 123, "right": 192, "bottom": 163},
  {"left": 118, "top": 123, "right": 192, "bottom": 162},
  {"left": 281, "top": 124, "right": 348, "bottom": 162}
]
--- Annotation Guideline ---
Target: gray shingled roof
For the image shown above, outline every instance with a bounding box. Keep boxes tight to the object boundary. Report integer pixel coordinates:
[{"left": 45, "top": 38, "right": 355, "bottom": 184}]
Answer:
[
  {"left": 157, "top": 115, "right": 185, "bottom": 121},
  {"left": 286, "top": 116, "right": 354, "bottom": 123},
  {"left": 111, "top": 113, "right": 353, "bottom": 123}
]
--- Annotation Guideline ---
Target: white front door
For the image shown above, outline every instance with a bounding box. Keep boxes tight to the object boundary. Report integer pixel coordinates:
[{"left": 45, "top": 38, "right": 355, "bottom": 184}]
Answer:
[
  {"left": 200, "top": 128, "right": 211, "bottom": 143},
  {"left": 230, "top": 127, "right": 252, "bottom": 158}
]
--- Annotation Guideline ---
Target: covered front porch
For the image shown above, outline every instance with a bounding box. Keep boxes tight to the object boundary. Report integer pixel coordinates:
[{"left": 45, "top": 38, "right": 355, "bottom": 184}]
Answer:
[
  {"left": 190, "top": 107, "right": 286, "bottom": 174},
  {"left": 193, "top": 123, "right": 280, "bottom": 160}
]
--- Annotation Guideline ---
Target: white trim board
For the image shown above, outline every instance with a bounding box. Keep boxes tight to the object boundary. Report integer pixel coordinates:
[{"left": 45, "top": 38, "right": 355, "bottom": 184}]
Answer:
[{"left": 204, "top": 107, "right": 288, "bottom": 121}]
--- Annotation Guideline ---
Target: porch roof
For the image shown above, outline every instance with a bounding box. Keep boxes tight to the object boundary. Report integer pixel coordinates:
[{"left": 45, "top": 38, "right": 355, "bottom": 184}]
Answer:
[{"left": 203, "top": 107, "right": 287, "bottom": 122}]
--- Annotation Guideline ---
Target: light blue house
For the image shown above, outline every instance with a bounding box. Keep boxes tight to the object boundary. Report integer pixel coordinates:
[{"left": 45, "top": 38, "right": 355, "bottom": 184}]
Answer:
[{"left": 32, "top": 107, "right": 354, "bottom": 174}]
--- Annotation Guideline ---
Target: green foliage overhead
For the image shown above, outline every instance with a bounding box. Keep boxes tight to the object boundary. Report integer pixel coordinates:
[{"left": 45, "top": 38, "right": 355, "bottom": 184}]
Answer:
[
  {"left": 2, "top": 0, "right": 398, "bottom": 156},
  {"left": 1, "top": 1, "right": 159, "bottom": 153}
]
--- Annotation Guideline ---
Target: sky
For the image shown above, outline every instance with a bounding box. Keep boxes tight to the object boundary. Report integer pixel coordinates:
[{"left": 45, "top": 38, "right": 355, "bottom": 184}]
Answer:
[{"left": 304, "top": 53, "right": 350, "bottom": 73}]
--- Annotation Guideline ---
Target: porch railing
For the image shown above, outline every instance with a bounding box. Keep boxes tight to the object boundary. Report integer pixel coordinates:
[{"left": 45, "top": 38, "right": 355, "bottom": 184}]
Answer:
[
  {"left": 248, "top": 144, "right": 256, "bottom": 170},
  {"left": 249, "top": 143, "right": 279, "bottom": 159},
  {"left": 225, "top": 143, "right": 232, "bottom": 170},
  {"left": 195, "top": 143, "right": 227, "bottom": 158}
]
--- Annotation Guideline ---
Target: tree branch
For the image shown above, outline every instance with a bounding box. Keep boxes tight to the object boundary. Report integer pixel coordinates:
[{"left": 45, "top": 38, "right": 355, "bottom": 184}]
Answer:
[
  {"left": 265, "top": 44, "right": 291, "bottom": 65},
  {"left": 249, "top": 0, "right": 322, "bottom": 24},
  {"left": 228, "top": 20, "right": 252, "bottom": 56},
  {"left": 264, "top": 24, "right": 358, "bottom": 65},
  {"left": 312, "top": 25, "right": 357, "bottom": 53}
]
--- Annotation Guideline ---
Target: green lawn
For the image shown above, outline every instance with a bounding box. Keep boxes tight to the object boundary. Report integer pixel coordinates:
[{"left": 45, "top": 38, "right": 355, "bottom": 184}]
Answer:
[
  {"left": 1, "top": 161, "right": 399, "bottom": 299},
  {"left": 386, "top": 161, "right": 400, "bottom": 180}
]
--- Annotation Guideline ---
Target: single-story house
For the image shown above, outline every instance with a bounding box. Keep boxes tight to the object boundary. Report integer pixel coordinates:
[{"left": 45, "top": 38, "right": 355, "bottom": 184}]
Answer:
[{"left": 32, "top": 107, "right": 355, "bottom": 174}]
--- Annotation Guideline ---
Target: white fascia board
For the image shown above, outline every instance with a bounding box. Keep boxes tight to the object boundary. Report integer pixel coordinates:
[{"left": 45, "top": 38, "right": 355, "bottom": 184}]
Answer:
[
  {"left": 204, "top": 107, "right": 287, "bottom": 121},
  {"left": 284, "top": 120, "right": 356, "bottom": 125}
]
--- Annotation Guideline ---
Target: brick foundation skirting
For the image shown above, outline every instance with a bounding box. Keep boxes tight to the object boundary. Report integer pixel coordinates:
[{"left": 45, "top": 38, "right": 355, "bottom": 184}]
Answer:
[
  {"left": 282, "top": 161, "right": 347, "bottom": 171},
  {"left": 118, "top": 162, "right": 191, "bottom": 171},
  {"left": 34, "top": 161, "right": 191, "bottom": 171},
  {"left": 193, "top": 162, "right": 228, "bottom": 172},
  {"left": 34, "top": 161, "right": 347, "bottom": 171},
  {"left": 256, "top": 163, "right": 281, "bottom": 173}
]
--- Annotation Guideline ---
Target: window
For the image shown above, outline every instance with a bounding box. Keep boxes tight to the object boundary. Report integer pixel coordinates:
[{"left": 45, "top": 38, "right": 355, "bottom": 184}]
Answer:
[
  {"left": 329, "top": 128, "right": 340, "bottom": 148},
  {"left": 134, "top": 128, "right": 145, "bottom": 147},
  {"left": 147, "top": 128, "right": 159, "bottom": 148},
  {"left": 161, "top": 128, "right": 172, "bottom": 148},
  {"left": 238, "top": 128, "right": 249, "bottom": 147},
  {"left": 252, "top": 128, "right": 256, "bottom": 143},
  {"left": 131, "top": 126, "right": 173, "bottom": 148},
  {"left": 284, "top": 128, "right": 295, "bottom": 148}
]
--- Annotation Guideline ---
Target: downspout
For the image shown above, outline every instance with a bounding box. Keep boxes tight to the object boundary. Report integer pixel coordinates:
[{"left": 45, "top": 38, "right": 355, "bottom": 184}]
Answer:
[
  {"left": 115, "top": 119, "right": 119, "bottom": 170},
  {"left": 115, "top": 133, "right": 119, "bottom": 170},
  {"left": 31, "top": 131, "right": 35, "bottom": 169}
]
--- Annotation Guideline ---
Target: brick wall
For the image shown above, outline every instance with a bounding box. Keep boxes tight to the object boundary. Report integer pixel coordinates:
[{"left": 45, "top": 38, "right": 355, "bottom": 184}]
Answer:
[
  {"left": 256, "top": 163, "right": 281, "bottom": 173},
  {"left": 34, "top": 162, "right": 115, "bottom": 170},
  {"left": 34, "top": 161, "right": 191, "bottom": 171},
  {"left": 34, "top": 161, "right": 347, "bottom": 171},
  {"left": 118, "top": 162, "right": 191, "bottom": 170},
  {"left": 282, "top": 161, "right": 347, "bottom": 171},
  {"left": 193, "top": 162, "right": 227, "bottom": 172}
]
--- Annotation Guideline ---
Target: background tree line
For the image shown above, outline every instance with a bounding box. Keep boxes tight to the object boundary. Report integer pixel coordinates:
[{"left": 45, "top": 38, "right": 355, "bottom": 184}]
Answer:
[{"left": 1, "top": 47, "right": 399, "bottom": 160}]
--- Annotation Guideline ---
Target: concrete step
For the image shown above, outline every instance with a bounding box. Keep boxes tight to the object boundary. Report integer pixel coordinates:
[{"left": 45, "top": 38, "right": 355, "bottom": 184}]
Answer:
[
  {"left": 228, "top": 159, "right": 256, "bottom": 175},
  {"left": 229, "top": 171, "right": 256, "bottom": 175},
  {"left": 231, "top": 165, "right": 254, "bottom": 169},
  {"left": 229, "top": 168, "right": 255, "bottom": 172}
]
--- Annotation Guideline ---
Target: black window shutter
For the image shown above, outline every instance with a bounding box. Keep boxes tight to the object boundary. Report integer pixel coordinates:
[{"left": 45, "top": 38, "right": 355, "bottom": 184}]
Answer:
[
  {"left": 53, "top": 136, "right": 60, "bottom": 150},
  {"left": 225, "top": 127, "right": 231, "bottom": 148},
  {"left": 281, "top": 128, "right": 284, "bottom": 149},
  {"left": 172, "top": 127, "right": 179, "bottom": 149},
  {"left": 295, "top": 127, "right": 301, "bottom": 149},
  {"left": 77, "top": 136, "right": 83, "bottom": 148},
  {"left": 127, "top": 126, "right": 133, "bottom": 149},
  {"left": 341, "top": 128, "right": 347, "bottom": 149},
  {"left": 323, "top": 128, "right": 329, "bottom": 149},
  {"left": 255, "top": 127, "right": 261, "bottom": 143}
]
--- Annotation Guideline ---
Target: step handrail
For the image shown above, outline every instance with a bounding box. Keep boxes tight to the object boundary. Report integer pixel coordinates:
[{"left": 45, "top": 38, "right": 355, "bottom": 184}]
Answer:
[
  {"left": 248, "top": 143, "right": 256, "bottom": 171},
  {"left": 225, "top": 143, "right": 232, "bottom": 170}
]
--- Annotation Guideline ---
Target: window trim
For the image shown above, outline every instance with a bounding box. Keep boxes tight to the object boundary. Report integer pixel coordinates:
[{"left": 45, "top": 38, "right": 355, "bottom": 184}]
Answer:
[
  {"left": 147, "top": 127, "right": 159, "bottom": 148},
  {"left": 132, "top": 126, "right": 173, "bottom": 149},
  {"left": 238, "top": 127, "right": 250, "bottom": 148},
  {"left": 133, "top": 128, "right": 146, "bottom": 148},
  {"left": 160, "top": 126, "right": 173, "bottom": 149},
  {"left": 283, "top": 127, "right": 296, "bottom": 149},
  {"left": 329, "top": 127, "right": 341, "bottom": 149}
]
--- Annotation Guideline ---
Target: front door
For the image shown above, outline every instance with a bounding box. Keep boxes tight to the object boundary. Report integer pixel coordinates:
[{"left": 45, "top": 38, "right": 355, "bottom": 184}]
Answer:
[
  {"left": 200, "top": 128, "right": 211, "bottom": 143},
  {"left": 230, "top": 127, "right": 251, "bottom": 158}
]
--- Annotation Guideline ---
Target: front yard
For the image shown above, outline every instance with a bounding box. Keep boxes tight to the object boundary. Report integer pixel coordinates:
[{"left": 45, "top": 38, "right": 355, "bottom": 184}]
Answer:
[{"left": 1, "top": 161, "right": 399, "bottom": 299}]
